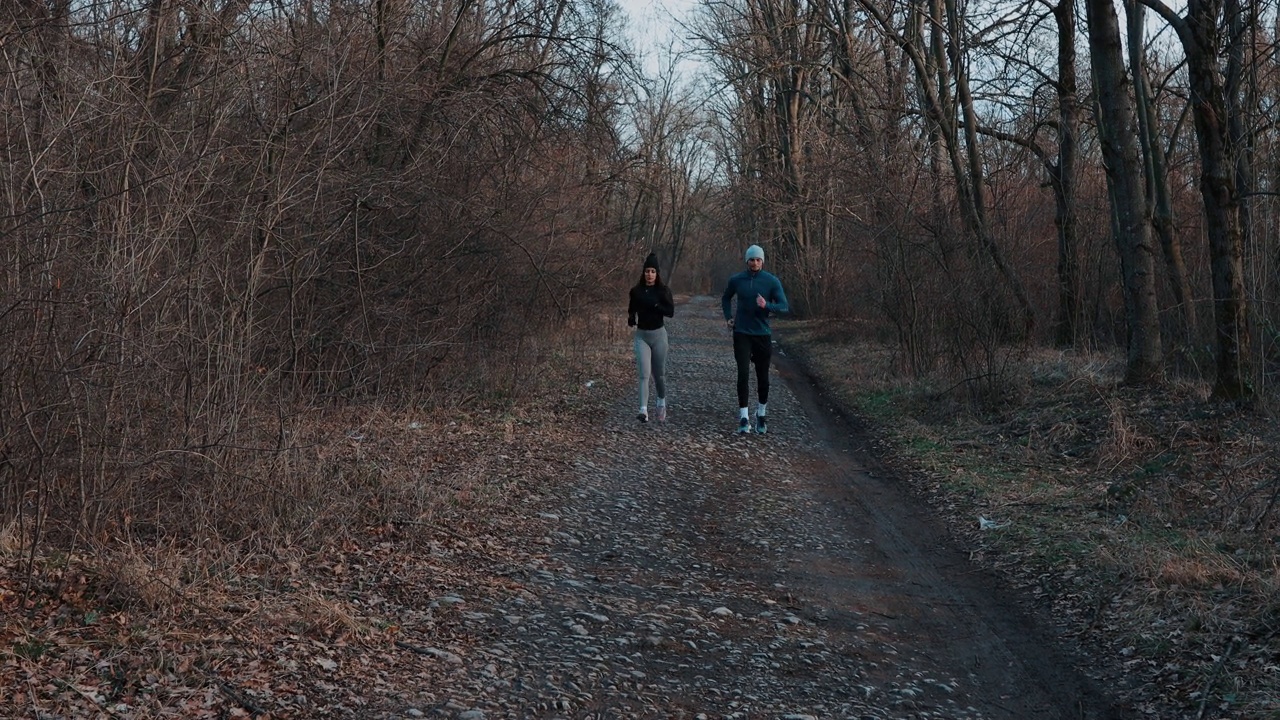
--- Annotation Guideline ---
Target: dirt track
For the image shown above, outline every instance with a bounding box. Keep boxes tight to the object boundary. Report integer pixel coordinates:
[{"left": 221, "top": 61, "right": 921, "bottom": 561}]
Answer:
[{"left": 378, "top": 296, "right": 1130, "bottom": 719}]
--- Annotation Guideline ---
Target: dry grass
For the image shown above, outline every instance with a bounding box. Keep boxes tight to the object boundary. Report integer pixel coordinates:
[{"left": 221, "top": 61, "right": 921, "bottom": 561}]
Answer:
[
  {"left": 1155, "top": 554, "right": 1247, "bottom": 590},
  {"left": 87, "top": 546, "right": 187, "bottom": 612},
  {"left": 279, "top": 587, "right": 370, "bottom": 641},
  {"left": 1096, "top": 399, "right": 1158, "bottom": 471},
  {"left": 0, "top": 520, "right": 21, "bottom": 558},
  {"left": 0, "top": 302, "right": 633, "bottom": 718}
]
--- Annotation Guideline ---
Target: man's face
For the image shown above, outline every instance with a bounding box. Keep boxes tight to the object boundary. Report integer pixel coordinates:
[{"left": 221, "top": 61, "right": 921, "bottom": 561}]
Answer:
[{"left": 746, "top": 257, "right": 763, "bottom": 271}]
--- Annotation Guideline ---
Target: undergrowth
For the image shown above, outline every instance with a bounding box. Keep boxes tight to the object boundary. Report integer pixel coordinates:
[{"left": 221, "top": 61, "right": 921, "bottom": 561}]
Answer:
[{"left": 778, "top": 317, "right": 1280, "bottom": 719}]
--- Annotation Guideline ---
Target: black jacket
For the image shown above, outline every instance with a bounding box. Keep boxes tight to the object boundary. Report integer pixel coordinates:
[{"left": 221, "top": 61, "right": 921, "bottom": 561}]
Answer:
[{"left": 628, "top": 284, "right": 675, "bottom": 330}]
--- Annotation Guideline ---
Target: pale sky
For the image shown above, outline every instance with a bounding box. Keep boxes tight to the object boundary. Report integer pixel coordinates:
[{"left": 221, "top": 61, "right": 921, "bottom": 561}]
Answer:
[{"left": 614, "top": 0, "right": 701, "bottom": 76}]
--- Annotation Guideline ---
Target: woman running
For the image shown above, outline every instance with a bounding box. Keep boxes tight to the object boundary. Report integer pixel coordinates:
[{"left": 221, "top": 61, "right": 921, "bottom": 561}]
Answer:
[{"left": 628, "top": 253, "right": 675, "bottom": 422}]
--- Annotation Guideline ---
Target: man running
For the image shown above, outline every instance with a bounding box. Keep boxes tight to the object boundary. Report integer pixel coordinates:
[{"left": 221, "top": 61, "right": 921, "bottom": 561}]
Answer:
[{"left": 721, "top": 244, "right": 789, "bottom": 434}]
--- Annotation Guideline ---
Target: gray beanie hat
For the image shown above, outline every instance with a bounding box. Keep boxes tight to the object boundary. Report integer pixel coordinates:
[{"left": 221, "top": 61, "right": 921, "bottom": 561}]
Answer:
[{"left": 745, "top": 244, "right": 764, "bottom": 261}]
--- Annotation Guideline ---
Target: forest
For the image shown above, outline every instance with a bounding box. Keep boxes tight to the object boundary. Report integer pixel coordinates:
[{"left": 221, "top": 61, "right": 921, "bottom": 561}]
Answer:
[
  {"left": 2, "top": 0, "right": 1279, "bottom": 715},
  {"left": 5, "top": 0, "right": 1277, "bottom": 549}
]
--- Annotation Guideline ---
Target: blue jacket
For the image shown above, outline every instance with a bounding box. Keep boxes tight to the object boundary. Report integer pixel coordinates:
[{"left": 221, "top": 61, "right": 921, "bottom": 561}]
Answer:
[{"left": 722, "top": 269, "right": 788, "bottom": 335}]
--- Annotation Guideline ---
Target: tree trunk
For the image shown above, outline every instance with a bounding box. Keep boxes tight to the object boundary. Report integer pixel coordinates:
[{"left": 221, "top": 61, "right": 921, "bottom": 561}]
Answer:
[
  {"left": 1225, "top": 0, "right": 1255, "bottom": 313},
  {"left": 944, "top": 0, "right": 1034, "bottom": 335},
  {"left": 1086, "top": 0, "right": 1163, "bottom": 384},
  {"left": 1126, "top": 0, "right": 1197, "bottom": 350},
  {"left": 1052, "top": 0, "right": 1083, "bottom": 348},
  {"left": 1140, "top": 0, "right": 1251, "bottom": 398},
  {"left": 1189, "top": 0, "right": 1251, "bottom": 399}
]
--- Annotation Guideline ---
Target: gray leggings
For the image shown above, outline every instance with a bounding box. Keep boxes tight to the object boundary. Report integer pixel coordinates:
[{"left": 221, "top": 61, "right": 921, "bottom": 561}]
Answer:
[{"left": 633, "top": 327, "right": 669, "bottom": 407}]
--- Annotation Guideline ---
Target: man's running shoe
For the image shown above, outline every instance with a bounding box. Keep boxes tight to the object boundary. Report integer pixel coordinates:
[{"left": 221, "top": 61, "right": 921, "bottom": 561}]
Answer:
[
  {"left": 637, "top": 412, "right": 648, "bottom": 423},
  {"left": 756, "top": 415, "right": 768, "bottom": 434},
  {"left": 655, "top": 405, "right": 667, "bottom": 422},
  {"left": 738, "top": 417, "right": 750, "bottom": 434}
]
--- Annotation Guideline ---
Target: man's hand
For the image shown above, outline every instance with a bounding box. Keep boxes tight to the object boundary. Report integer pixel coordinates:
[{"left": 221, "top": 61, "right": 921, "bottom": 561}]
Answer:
[
  {"left": 756, "top": 294, "right": 767, "bottom": 309},
  {"left": 725, "top": 318, "right": 734, "bottom": 329}
]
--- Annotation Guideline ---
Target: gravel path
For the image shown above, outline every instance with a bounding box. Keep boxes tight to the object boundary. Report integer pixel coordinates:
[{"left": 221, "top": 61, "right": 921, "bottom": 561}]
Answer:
[{"left": 379, "top": 296, "right": 1127, "bottom": 720}]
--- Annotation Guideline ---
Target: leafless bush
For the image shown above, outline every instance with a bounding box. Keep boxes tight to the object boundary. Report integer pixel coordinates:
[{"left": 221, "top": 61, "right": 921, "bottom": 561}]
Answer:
[
  {"left": 0, "top": 0, "right": 635, "bottom": 556},
  {"left": 860, "top": 211, "right": 1028, "bottom": 409}
]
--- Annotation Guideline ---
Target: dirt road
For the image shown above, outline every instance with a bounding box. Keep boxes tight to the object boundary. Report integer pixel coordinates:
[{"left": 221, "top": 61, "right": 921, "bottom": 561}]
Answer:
[{"left": 381, "top": 296, "right": 1128, "bottom": 719}]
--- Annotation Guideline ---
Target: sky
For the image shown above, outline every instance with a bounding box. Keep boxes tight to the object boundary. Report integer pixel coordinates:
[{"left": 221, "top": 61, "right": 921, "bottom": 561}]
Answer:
[{"left": 613, "top": 0, "right": 702, "bottom": 77}]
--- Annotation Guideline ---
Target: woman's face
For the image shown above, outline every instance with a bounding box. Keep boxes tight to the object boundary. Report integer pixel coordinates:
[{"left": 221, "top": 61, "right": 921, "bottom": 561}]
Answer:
[{"left": 644, "top": 268, "right": 657, "bottom": 285}]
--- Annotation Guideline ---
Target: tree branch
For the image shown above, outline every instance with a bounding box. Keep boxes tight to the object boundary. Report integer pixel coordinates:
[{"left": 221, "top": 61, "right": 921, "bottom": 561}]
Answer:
[
  {"left": 1134, "top": 0, "right": 1189, "bottom": 45},
  {"left": 975, "top": 126, "right": 1051, "bottom": 165}
]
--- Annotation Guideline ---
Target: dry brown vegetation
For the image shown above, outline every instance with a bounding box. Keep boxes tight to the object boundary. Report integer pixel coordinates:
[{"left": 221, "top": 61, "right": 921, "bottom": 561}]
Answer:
[
  {"left": 779, "top": 319, "right": 1280, "bottom": 718},
  {"left": 1, "top": 0, "right": 641, "bottom": 556},
  {"left": 0, "top": 309, "right": 630, "bottom": 719}
]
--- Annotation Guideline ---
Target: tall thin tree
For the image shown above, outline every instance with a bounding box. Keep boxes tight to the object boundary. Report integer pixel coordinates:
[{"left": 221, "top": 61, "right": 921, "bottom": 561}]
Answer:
[
  {"left": 1138, "top": 0, "right": 1251, "bottom": 399},
  {"left": 1087, "top": 0, "right": 1163, "bottom": 384}
]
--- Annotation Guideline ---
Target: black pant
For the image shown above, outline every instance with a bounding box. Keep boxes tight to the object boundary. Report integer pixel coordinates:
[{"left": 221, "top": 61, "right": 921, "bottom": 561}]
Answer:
[{"left": 733, "top": 332, "right": 772, "bottom": 408}]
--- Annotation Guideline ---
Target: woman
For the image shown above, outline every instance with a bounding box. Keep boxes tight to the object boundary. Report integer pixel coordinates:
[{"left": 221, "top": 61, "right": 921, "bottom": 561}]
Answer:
[{"left": 628, "top": 253, "right": 675, "bottom": 422}]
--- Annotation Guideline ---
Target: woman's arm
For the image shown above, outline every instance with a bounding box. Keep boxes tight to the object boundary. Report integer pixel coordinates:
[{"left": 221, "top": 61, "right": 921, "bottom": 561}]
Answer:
[{"left": 659, "top": 287, "right": 675, "bottom": 318}]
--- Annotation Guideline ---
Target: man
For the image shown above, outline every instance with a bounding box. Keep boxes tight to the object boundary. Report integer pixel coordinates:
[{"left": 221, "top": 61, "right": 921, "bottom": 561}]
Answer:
[{"left": 721, "top": 244, "right": 789, "bottom": 434}]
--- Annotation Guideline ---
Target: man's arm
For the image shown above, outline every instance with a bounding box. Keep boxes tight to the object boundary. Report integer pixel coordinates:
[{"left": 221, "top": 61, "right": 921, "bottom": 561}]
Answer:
[
  {"left": 767, "top": 277, "right": 789, "bottom": 314},
  {"left": 721, "top": 278, "right": 736, "bottom": 321}
]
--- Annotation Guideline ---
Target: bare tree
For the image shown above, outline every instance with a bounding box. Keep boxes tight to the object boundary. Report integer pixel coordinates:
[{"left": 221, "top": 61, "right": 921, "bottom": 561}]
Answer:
[
  {"left": 618, "top": 61, "right": 719, "bottom": 286},
  {"left": 1086, "top": 0, "right": 1163, "bottom": 384},
  {"left": 1139, "top": 0, "right": 1252, "bottom": 399},
  {"left": 857, "top": 0, "right": 1035, "bottom": 335},
  {"left": 972, "top": 0, "right": 1086, "bottom": 347},
  {"left": 1126, "top": 0, "right": 1197, "bottom": 351},
  {"left": 1050, "top": 0, "right": 1085, "bottom": 349}
]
